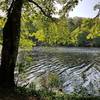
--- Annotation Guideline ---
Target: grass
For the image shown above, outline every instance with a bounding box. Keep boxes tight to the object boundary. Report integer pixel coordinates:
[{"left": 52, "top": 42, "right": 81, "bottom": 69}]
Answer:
[
  {"left": 0, "top": 87, "right": 100, "bottom": 100},
  {"left": 0, "top": 87, "right": 39, "bottom": 100}
]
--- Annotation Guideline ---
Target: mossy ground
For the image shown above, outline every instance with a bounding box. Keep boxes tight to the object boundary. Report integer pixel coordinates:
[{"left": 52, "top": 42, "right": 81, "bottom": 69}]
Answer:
[
  {"left": 0, "top": 87, "right": 100, "bottom": 100},
  {"left": 0, "top": 87, "right": 39, "bottom": 100}
]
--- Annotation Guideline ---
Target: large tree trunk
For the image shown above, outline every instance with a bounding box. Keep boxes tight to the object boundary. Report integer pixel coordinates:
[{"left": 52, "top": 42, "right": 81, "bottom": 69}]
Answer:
[{"left": 0, "top": 0, "right": 23, "bottom": 88}]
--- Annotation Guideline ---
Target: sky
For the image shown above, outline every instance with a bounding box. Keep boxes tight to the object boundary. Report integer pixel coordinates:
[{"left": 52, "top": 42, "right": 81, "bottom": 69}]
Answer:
[
  {"left": 0, "top": 10, "right": 6, "bottom": 17},
  {"left": 0, "top": 0, "right": 99, "bottom": 18},
  {"left": 69, "top": 0, "right": 99, "bottom": 18}
]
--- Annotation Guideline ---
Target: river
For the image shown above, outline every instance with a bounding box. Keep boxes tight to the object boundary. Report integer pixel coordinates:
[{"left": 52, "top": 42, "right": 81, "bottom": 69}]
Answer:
[{"left": 16, "top": 47, "right": 100, "bottom": 96}]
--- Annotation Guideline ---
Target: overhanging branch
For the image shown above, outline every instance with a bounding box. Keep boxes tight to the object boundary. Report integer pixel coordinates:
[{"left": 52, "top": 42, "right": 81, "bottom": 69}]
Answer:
[{"left": 28, "top": 0, "right": 53, "bottom": 19}]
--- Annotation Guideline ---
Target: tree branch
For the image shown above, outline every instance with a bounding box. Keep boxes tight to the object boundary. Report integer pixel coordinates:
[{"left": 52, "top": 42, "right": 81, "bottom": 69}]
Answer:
[{"left": 28, "top": 0, "right": 52, "bottom": 19}]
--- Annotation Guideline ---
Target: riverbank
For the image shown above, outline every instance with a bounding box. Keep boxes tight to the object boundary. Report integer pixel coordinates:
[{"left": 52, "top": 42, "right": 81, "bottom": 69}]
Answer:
[
  {"left": 0, "top": 87, "right": 39, "bottom": 100},
  {"left": 0, "top": 87, "right": 100, "bottom": 100}
]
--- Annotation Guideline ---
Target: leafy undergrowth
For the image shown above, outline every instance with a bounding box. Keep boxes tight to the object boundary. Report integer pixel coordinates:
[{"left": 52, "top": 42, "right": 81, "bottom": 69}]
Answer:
[
  {"left": 0, "top": 95, "right": 38, "bottom": 100},
  {"left": 38, "top": 90, "right": 100, "bottom": 100},
  {"left": 0, "top": 87, "right": 40, "bottom": 100},
  {"left": 0, "top": 87, "right": 100, "bottom": 100}
]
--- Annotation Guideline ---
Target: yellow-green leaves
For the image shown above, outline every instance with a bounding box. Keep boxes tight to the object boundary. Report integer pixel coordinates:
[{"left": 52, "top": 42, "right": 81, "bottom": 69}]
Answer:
[{"left": 33, "top": 30, "right": 45, "bottom": 42}]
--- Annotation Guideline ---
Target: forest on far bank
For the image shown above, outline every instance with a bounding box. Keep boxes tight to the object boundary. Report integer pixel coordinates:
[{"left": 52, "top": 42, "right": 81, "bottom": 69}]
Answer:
[{"left": 0, "top": 15, "right": 100, "bottom": 48}]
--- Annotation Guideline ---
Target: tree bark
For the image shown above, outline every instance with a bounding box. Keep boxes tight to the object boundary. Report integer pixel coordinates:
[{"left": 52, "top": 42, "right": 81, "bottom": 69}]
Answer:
[{"left": 0, "top": 0, "right": 23, "bottom": 88}]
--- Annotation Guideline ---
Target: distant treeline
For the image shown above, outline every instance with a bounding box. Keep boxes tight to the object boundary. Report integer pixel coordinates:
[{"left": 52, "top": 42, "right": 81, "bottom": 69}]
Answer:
[
  {"left": 31, "top": 16, "right": 100, "bottom": 47},
  {"left": 0, "top": 16, "right": 100, "bottom": 48}
]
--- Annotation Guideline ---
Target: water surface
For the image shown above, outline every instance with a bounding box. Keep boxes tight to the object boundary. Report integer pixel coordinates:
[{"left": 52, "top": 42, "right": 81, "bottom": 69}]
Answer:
[{"left": 17, "top": 47, "right": 100, "bottom": 96}]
